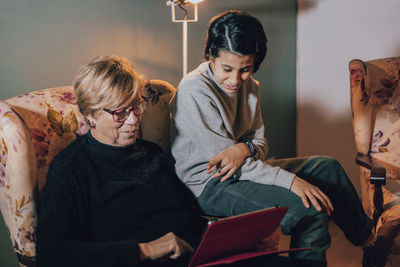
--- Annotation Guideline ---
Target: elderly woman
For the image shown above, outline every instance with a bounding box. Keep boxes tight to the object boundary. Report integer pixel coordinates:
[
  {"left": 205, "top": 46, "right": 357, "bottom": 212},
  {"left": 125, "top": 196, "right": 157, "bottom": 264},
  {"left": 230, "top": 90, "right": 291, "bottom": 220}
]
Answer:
[{"left": 36, "top": 56, "right": 294, "bottom": 267}]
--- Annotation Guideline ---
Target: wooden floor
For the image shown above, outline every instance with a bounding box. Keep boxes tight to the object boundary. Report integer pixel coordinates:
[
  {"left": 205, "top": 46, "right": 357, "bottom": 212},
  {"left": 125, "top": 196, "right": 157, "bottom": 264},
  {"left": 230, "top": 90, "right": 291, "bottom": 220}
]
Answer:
[{"left": 279, "top": 221, "right": 363, "bottom": 266}]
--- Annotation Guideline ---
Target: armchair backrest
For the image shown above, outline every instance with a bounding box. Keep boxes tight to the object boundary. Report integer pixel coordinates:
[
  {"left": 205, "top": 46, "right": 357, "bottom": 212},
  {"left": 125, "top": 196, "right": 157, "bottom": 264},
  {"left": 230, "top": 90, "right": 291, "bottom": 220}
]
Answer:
[
  {"left": 349, "top": 57, "right": 400, "bottom": 172},
  {"left": 0, "top": 80, "right": 176, "bottom": 266}
]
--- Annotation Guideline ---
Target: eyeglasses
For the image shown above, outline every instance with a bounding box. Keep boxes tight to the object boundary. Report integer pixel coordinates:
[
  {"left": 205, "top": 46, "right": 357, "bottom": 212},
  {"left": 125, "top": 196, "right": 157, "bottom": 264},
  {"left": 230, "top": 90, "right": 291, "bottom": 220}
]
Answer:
[{"left": 103, "top": 101, "right": 147, "bottom": 122}]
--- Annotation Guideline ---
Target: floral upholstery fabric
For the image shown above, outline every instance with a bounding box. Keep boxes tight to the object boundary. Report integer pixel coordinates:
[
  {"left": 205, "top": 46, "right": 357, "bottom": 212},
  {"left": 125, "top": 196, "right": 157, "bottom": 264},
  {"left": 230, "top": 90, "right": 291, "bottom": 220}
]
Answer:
[
  {"left": 0, "top": 101, "right": 37, "bottom": 266},
  {"left": 140, "top": 79, "right": 177, "bottom": 155},
  {"left": 350, "top": 57, "right": 400, "bottom": 266},
  {"left": 0, "top": 81, "right": 176, "bottom": 266},
  {"left": 6, "top": 87, "right": 89, "bottom": 192}
]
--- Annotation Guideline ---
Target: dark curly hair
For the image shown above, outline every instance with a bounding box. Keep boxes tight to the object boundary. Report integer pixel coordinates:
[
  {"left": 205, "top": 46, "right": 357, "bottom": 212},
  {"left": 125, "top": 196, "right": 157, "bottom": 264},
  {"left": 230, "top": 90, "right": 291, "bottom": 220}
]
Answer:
[{"left": 204, "top": 9, "right": 267, "bottom": 73}]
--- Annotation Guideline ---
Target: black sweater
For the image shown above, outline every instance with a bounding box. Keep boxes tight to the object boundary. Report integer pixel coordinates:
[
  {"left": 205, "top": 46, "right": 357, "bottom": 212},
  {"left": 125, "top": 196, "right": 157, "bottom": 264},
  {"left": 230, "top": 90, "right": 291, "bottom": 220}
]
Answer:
[{"left": 37, "top": 132, "right": 206, "bottom": 267}]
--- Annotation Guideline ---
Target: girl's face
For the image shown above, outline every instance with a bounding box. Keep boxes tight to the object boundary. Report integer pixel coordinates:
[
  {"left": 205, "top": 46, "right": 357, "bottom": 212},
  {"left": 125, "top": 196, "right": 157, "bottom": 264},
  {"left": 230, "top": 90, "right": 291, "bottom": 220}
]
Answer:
[{"left": 210, "top": 50, "right": 255, "bottom": 94}]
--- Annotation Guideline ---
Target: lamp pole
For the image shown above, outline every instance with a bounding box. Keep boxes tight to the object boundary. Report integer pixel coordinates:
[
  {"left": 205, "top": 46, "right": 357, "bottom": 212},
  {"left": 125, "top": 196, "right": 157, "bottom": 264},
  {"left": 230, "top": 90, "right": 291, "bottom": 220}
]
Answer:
[
  {"left": 167, "top": 0, "right": 201, "bottom": 77},
  {"left": 182, "top": 20, "right": 188, "bottom": 76}
]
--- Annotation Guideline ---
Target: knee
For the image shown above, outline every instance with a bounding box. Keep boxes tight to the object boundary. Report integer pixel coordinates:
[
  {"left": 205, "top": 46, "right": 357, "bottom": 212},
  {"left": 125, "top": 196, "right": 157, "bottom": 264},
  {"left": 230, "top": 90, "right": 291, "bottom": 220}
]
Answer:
[{"left": 282, "top": 200, "right": 328, "bottom": 233}]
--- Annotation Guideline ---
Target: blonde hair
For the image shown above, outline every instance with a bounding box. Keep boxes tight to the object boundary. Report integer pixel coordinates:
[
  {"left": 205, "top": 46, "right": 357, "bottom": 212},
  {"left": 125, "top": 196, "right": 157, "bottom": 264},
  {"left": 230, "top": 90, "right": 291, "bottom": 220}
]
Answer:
[{"left": 73, "top": 55, "right": 144, "bottom": 118}]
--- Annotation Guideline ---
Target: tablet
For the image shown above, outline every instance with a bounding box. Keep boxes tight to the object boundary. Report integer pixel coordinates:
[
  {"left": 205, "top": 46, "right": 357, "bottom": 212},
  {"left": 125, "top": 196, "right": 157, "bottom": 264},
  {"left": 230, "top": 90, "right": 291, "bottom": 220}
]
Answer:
[{"left": 188, "top": 206, "right": 308, "bottom": 267}]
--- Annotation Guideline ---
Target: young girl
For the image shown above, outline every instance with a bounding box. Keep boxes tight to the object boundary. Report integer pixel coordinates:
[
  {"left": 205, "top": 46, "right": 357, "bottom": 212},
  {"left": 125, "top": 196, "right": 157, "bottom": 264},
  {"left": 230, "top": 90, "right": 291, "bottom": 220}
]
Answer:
[{"left": 170, "top": 10, "right": 374, "bottom": 267}]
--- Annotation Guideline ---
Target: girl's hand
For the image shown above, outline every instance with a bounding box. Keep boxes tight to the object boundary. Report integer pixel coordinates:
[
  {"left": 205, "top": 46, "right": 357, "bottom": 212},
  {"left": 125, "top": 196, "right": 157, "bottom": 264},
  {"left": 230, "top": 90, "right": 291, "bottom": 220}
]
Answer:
[
  {"left": 207, "top": 143, "right": 250, "bottom": 181},
  {"left": 290, "top": 176, "right": 334, "bottom": 216}
]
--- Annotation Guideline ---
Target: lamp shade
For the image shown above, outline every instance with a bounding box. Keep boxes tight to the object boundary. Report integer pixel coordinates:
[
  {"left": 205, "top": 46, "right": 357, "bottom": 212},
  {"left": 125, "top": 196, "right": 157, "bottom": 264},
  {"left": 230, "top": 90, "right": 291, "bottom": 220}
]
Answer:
[{"left": 187, "top": 0, "right": 204, "bottom": 3}]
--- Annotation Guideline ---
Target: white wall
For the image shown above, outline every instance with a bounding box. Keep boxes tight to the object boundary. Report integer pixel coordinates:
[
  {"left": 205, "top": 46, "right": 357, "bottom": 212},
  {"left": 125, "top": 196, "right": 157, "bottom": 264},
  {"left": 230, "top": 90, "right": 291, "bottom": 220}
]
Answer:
[{"left": 297, "top": 0, "right": 400, "bottom": 192}]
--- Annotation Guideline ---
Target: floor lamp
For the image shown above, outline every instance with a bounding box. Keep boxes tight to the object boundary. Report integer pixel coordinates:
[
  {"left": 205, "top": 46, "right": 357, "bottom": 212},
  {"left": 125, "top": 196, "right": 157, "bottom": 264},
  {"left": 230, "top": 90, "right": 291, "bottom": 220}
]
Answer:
[{"left": 166, "top": 0, "right": 205, "bottom": 77}]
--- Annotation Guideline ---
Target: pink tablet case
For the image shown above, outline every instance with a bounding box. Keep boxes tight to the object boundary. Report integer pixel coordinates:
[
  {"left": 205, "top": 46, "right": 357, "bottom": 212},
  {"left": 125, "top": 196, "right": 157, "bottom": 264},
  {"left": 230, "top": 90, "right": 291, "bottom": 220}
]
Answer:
[{"left": 188, "top": 207, "right": 309, "bottom": 267}]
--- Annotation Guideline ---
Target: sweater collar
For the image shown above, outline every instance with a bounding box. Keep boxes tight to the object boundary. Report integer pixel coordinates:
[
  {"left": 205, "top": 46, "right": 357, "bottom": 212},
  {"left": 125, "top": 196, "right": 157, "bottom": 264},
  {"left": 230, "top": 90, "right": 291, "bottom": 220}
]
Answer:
[{"left": 86, "top": 130, "right": 137, "bottom": 158}]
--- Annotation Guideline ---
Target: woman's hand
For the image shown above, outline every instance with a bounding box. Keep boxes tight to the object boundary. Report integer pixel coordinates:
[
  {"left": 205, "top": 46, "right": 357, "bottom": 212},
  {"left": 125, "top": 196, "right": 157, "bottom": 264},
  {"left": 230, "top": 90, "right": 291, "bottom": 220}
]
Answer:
[
  {"left": 290, "top": 176, "right": 334, "bottom": 216},
  {"left": 207, "top": 143, "right": 250, "bottom": 181},
  {"left": 138, "top": 232, "right": 194, "bottom": 261},
  {"left": 256, "top": 228, "right": 280, "bottom": 252}
]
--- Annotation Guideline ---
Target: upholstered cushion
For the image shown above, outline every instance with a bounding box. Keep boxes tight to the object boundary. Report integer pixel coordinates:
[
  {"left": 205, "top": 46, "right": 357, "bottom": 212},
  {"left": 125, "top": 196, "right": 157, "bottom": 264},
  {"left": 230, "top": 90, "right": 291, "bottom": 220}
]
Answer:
[
  {"left": 0, "top": 101, "right": 37, "bottom": 262},
  {"left": 140, "top": 80, "right": 177, "bottom": 154},
  {"left": 6, "top": 87, "right": 89, "bottom": 191},
  {"left": 350, "top": 57, "right": 400, "bottom": 173},
  {"left": 366, "top": 58, "right": 400, "bottom": 172}
]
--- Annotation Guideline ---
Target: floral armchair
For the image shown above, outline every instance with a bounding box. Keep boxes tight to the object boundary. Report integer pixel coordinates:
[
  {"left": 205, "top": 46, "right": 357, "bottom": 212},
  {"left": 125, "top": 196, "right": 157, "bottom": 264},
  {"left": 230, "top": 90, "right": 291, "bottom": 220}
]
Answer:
[
  {"left": 0, "top": 80, "right": 176, "bottom": 266},
  {"left": 349, "top": 57, "right": 400, "bottom": 266}
]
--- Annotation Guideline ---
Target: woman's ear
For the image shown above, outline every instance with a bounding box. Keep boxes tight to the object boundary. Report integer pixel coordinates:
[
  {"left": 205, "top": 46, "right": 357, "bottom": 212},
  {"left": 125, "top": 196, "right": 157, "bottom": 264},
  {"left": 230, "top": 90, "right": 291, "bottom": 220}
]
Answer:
[
  {"left": 86, "top": 113, "right": 94, "bottom": 122},
  {"left": 85, "top": 113, "right": 97, "bottom": 129}
]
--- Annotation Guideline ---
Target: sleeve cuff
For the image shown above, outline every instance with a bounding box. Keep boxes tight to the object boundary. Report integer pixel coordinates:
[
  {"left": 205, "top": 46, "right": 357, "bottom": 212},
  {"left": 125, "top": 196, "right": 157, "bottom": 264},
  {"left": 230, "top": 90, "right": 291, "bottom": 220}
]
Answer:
[{"left": 272, "top": 169, "right": 296, "bottom": 190}]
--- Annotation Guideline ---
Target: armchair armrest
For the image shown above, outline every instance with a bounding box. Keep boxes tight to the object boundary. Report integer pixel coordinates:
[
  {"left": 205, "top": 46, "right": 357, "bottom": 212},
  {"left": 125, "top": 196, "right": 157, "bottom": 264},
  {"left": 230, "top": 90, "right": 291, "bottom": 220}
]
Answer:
[{"left": 356, "top": 154, "right": 386, "bottom": 185}]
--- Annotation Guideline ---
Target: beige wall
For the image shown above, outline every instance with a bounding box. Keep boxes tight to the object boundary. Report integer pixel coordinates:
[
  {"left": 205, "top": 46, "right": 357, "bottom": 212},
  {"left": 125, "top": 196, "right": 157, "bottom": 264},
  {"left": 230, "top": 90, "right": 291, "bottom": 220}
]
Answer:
[
  {"left": 297, "top": 0, "right": 400, "bottom": 193},
  {"left": 0, "top": 0, "right": 297, "bottom": 157}
]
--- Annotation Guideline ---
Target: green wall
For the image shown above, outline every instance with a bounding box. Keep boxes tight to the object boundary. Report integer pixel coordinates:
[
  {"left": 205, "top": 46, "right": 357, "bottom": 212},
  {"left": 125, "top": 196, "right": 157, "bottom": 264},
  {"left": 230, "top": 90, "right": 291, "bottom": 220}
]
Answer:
[
  {"left": 0, "top": 1, "right": 297, "bottom": 265},
  {"left": 0, "top": 214, "right": 18, "bottom": 267}
]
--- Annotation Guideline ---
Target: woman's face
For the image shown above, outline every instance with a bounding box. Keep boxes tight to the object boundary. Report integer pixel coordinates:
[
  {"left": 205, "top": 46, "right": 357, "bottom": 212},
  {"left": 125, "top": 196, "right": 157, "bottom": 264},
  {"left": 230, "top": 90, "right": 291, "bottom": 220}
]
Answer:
[
  {"left": 87, "top": 100, "right": 144, "bottom": 147},
  {"left": 210, "top": 50, "right": 255, "bottom": 94}
]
